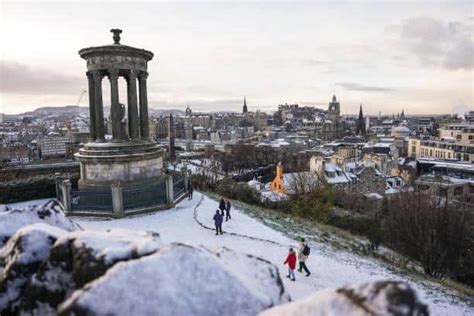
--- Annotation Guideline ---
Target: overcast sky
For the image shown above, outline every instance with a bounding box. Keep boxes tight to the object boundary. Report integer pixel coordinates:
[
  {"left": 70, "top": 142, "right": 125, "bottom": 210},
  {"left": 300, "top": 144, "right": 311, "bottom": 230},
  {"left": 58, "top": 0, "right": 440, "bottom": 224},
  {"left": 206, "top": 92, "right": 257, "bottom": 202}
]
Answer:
[{"left": 0, "top": 0, "right": 473, "bottom": 115}]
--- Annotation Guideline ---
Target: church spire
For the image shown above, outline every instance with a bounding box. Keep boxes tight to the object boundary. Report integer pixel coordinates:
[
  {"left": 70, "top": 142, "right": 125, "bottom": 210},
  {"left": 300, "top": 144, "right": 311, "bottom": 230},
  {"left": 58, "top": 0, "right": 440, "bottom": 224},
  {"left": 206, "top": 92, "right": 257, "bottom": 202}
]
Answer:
[
  {"left": 243, "top": 96, "right": 248, "bottom": 114},
  {"left": 357, "top": 104, "right": 366, "bottom": 136}
]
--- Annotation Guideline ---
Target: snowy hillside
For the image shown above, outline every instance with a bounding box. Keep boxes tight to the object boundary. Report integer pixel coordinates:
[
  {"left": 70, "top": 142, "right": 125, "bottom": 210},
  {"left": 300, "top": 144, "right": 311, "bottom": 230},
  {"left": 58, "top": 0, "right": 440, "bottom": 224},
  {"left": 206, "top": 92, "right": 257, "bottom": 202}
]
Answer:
[
  {"left": 78, "top": 193, "right": 473, "bottom": 315},
  {"left": 0, "top": 193, "right": 472, "bottom": 315}
]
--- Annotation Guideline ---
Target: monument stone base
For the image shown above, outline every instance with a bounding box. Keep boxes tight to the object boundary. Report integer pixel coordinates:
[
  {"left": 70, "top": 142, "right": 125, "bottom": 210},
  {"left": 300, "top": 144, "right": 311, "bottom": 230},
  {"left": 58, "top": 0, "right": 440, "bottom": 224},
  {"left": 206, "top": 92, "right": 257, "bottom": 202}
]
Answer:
[{"left": 75, "top": 141, "right": 163, "bottom": 189}]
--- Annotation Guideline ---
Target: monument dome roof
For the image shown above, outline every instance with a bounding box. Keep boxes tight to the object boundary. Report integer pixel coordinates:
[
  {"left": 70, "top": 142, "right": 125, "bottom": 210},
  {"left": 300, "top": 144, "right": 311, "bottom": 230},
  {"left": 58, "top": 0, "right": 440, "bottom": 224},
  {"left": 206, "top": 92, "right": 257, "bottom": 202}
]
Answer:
[{"left": 79, "top": 29, "right": 153, "bottom": 61}]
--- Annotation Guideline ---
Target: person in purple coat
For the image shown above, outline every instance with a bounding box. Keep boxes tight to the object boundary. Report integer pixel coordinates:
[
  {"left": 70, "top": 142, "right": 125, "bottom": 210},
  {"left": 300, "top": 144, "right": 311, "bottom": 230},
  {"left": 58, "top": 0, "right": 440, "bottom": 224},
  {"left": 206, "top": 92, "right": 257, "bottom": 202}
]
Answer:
[{"left": 213, "top": 209, "right": 223, "bottom": 235}]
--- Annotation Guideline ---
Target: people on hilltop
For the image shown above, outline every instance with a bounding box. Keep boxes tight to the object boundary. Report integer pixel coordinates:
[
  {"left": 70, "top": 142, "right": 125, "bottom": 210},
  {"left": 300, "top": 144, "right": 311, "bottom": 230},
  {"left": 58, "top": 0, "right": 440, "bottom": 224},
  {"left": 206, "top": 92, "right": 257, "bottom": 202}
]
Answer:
[
  {"left": 188, "top": 184, "right": 194, "bottom": 200},
  {"left": 297, "top": 238, "right": 311, "bottom": 277},
  {"left": 225, "top": 199, "right": 232, "bottom": 221},
  {"left": 219, "top": 197, "right": 226, "bottom": 216},
  {"left": 213, "top": 209, "right": 223, "bottom": 235},
  {"left": 283, "top": 248, "right": 297, "bottom": 281}
]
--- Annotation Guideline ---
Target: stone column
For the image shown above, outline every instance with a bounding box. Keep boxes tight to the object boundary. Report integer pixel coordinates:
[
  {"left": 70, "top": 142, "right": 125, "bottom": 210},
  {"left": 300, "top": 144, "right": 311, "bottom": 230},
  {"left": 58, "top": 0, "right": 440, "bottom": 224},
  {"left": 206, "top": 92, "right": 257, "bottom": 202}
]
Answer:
[
  {"left": 86, "top": 72, "right": 96, "bottom": 141},
  {"left": 111, "top": 182, "right": 124, "bottom": 217},
  {"left": 61, "top": 180, "right": 72, "bottom": 213},
  {"left": 166, "top": 175, "right": 174, "bottom": 205},
  {"left": 127, "top": 70, "right": 140, "bottom": 140},
  {"left": 108, "top": 69, "right": 122, "bottom": 141},
  {"left": 138, "top": 72, "right": 150, "bottom": 140},
  {"left": 92, "top": 71, "right": 105, "bottom": 142}
]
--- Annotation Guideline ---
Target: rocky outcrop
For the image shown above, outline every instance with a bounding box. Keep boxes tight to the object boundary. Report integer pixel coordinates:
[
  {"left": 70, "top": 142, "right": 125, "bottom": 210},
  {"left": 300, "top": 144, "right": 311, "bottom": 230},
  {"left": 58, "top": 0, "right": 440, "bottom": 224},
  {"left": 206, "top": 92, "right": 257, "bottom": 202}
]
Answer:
[
  {"left": 260, "top": 280, "right": 429, "bottom": 316},
  {"left": 0, "top": 200, "right": 80, "bottom": 247},
  {"left": 0, "top": 223, "right": 67, "bottom": 315},
  {"left": 17, "top": 229, "right": 162, "bottom": 315},
  {"left": 58, "top": 243, "right": 290, "bottom": 316}
]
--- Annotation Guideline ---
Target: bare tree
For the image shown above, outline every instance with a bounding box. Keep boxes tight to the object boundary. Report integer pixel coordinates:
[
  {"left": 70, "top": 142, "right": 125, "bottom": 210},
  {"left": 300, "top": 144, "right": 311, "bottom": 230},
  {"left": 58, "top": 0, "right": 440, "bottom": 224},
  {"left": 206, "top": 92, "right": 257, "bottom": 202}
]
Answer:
[{"left": 384, "top": 189, "right": 472, "bottom": 280}]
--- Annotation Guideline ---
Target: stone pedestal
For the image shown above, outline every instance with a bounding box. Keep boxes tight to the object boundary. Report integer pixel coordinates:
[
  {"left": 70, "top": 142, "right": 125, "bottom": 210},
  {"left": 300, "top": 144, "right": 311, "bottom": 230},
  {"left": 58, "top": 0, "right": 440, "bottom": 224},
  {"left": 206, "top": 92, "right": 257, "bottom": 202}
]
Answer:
[{"left": 76, "top": 141, "right": 163, "bottom": 189}]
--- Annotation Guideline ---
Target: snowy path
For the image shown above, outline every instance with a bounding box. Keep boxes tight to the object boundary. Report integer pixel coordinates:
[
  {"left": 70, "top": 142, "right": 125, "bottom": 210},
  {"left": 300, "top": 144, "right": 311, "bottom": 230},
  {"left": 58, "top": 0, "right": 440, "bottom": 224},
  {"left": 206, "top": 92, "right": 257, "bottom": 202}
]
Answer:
[{"left": 75, "top": 193, "right": 473, "bottom": 315}]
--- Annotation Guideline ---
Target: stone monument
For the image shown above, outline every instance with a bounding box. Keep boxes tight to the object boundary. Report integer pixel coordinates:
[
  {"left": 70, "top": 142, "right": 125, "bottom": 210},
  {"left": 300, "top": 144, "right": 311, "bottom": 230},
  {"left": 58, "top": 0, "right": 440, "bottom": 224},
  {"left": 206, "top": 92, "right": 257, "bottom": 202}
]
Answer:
[
  {"left": 59, "top": 29, "right": 187, "bottom": 217},
  {"left": 77, "top": 29, "right": 162, "bottom": 189}
]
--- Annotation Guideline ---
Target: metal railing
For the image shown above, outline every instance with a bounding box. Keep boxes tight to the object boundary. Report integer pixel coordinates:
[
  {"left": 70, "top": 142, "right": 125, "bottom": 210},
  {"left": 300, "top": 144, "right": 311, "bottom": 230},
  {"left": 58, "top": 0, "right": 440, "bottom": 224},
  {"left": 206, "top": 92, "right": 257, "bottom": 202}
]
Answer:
[
  {"left": 71, "top": 189, "right": 113, "bottom": 212},
  {"left": 123, "top": 181, "right": 167, "bottom": 211},
  {"left": 173, "top": 175, "right": 186, "bottom": 200}
]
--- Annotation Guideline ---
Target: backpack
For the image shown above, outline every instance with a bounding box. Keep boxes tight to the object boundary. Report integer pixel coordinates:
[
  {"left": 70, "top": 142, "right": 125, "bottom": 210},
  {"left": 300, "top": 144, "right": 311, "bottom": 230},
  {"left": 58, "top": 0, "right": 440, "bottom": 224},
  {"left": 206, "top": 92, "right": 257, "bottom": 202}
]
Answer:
[{"left": 302, "top": 244, "right": 310, "bottom": 256}]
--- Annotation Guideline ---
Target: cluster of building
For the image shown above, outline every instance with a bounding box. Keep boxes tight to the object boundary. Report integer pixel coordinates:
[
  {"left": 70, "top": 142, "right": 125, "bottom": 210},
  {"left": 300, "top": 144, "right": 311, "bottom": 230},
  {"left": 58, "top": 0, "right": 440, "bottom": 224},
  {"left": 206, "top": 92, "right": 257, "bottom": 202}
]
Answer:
[
  {"left": 1, "top": 88, "right": 473, "bottom": 207},
  {"left": 0, "top": 110, "right": 90, "bottom": 164}
]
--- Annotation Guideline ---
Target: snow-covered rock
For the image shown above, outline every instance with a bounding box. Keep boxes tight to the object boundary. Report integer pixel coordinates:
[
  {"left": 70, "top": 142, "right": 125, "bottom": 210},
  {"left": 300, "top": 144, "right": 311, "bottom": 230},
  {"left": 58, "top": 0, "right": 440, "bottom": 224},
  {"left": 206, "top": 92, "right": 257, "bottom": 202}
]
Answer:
[
  {"left": 0, "top": 200, "right": 80, "bottom": 247},
  {"left": 0, "top": 223, "right": 67, "bottom": 314},
  {"left": 216, "top": 247, "right": 290, "bottom": 306},
  {"left": 58, "top": 243, "right": 290, "bottom": 316},
  {"left": 260, "top": 280, "right": 429, "bottom": 316},
  {"left": 17, "top": 229, "right": 162, "bottom": 315}
]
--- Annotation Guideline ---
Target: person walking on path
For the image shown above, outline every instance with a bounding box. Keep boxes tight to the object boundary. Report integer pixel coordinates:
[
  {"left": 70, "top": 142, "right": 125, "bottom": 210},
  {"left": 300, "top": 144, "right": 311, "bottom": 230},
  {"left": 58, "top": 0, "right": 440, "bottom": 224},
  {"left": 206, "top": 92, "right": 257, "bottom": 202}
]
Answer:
[
  {"left": 188, "top": 184, "right": 194, "bottom": 200},
  {"left": 219, "top": 197, "right": 226, "bottom": 216},
  {"left": 225, "top": 199, "right": 232, "bottom": 221},
  {"left": 283, "top": 248, "right": 297, "bottom": 281},
  {"left": 213, "top": 209, "right": 223, "bottom": 235},
  {"left": 297, "top": 238, "right": 311, "bottom": 277}
]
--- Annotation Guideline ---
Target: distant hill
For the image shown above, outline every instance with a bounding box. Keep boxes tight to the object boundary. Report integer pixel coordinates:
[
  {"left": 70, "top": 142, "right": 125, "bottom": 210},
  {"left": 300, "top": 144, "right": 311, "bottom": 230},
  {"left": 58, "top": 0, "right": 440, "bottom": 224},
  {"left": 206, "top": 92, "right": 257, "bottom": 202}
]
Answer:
[{"left": 17, "top": 106, "right": 184, "bottom": 118}]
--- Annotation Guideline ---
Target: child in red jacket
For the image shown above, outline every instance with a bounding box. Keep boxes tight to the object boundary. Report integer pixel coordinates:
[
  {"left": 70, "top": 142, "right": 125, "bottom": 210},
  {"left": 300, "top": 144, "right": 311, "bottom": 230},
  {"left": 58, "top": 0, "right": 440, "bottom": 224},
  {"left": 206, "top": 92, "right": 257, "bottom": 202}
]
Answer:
[{"left": 284, "top": 248, "right": 297, "bottom": 281}]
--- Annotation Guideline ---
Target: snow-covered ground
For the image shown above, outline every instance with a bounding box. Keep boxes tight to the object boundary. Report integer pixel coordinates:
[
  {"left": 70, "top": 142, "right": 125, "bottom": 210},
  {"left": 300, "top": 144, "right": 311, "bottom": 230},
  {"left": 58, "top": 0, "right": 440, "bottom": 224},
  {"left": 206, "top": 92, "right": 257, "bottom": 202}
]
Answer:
[{"left": 73, "top": 193, "right": 471, "bottom": 315}]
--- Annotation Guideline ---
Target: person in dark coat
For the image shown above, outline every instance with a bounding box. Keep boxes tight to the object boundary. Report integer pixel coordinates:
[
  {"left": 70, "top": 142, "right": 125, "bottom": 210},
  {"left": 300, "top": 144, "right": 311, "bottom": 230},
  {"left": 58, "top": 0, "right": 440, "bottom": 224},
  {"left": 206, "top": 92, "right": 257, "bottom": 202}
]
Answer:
[
  {"left": 219, "top": 198, "right": 226, "bottom": 216},
  {"left": 213, "top": 210, "right": 223, "bottom": 235},
  {"left": 225, "top": 199, "right": 231, "bottom": 221},
  {"left": 188, "top": 184, "right": 194, "bottom": 200},
  {"left": 283, "top": 248, "right": 297, "bottom": 281}
]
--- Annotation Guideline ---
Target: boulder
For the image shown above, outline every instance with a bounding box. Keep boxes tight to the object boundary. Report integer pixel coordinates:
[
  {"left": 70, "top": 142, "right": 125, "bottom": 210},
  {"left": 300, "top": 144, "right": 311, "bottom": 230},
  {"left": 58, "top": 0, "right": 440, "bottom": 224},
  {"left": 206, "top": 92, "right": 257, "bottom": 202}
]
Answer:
[
  {"left": 216, "top": 247, "right": 290, "bottom": 306},
  {"left": 0, "top": 200, "right": 81, "bottom": 247},
  {"left": 18, "top": 229, "right": 162, "bottom": 316},
  {"left": 0, "top": 223, "right": 67, "bottom": 315},
  {"left": 260, "top": 280, "right": 429, "bottom": 316},
  {"left": 58, "top": 243, "right": 291, "bottom": 316}
]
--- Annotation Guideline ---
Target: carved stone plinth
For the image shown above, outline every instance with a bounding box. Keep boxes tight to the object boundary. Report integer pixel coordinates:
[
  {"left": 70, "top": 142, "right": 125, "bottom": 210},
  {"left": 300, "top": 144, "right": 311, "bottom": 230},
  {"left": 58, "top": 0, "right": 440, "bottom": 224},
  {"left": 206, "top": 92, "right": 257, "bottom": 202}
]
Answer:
[{"left": 76, "top": 141, "right": 163, "bottom": 189}]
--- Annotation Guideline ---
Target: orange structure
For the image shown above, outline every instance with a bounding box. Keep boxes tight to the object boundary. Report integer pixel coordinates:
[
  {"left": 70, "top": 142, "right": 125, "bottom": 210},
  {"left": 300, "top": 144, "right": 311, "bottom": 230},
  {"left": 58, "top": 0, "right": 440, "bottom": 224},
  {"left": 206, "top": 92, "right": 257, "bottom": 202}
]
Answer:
[{"left": 270, "top": 163, "right": 286, "bottom": 193}]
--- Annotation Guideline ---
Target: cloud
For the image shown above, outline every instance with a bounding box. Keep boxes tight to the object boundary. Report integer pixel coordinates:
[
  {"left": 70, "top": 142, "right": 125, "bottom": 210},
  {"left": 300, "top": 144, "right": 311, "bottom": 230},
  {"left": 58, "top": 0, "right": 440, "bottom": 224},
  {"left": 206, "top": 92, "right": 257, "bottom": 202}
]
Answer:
[
  {"left": 0, "top": 61, "right": 83, "bottom": 95},
  {"left": 396, "top": 17, "right": 474, "bottom": 70},
  {"left": 337, "top": 82, "right": 395, "bottom": 93},
  {"left": 300, "top": 59, "right": 329, "bottom": 67}
]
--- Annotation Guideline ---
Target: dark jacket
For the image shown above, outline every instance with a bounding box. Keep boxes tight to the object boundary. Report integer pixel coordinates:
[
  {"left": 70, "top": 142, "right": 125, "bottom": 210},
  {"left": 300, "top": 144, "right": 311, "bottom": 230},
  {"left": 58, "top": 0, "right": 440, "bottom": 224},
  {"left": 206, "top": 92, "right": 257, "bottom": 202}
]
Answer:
[
  {"left": 219, "top": 199, "right": 226, "bottom": 210},
  {"left": 213, "top": 211, "right": 223, "bottom": 225},
  {"left": 225, "top": 201, "right": 231, "bottom": 212}
]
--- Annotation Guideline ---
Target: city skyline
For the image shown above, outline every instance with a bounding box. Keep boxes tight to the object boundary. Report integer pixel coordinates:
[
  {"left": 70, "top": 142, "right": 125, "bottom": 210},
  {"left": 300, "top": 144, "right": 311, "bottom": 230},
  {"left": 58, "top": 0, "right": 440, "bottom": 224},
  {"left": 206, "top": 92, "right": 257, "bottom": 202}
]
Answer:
[{"left": 0, "top": 1, "right": 473, "bottom": 115}]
